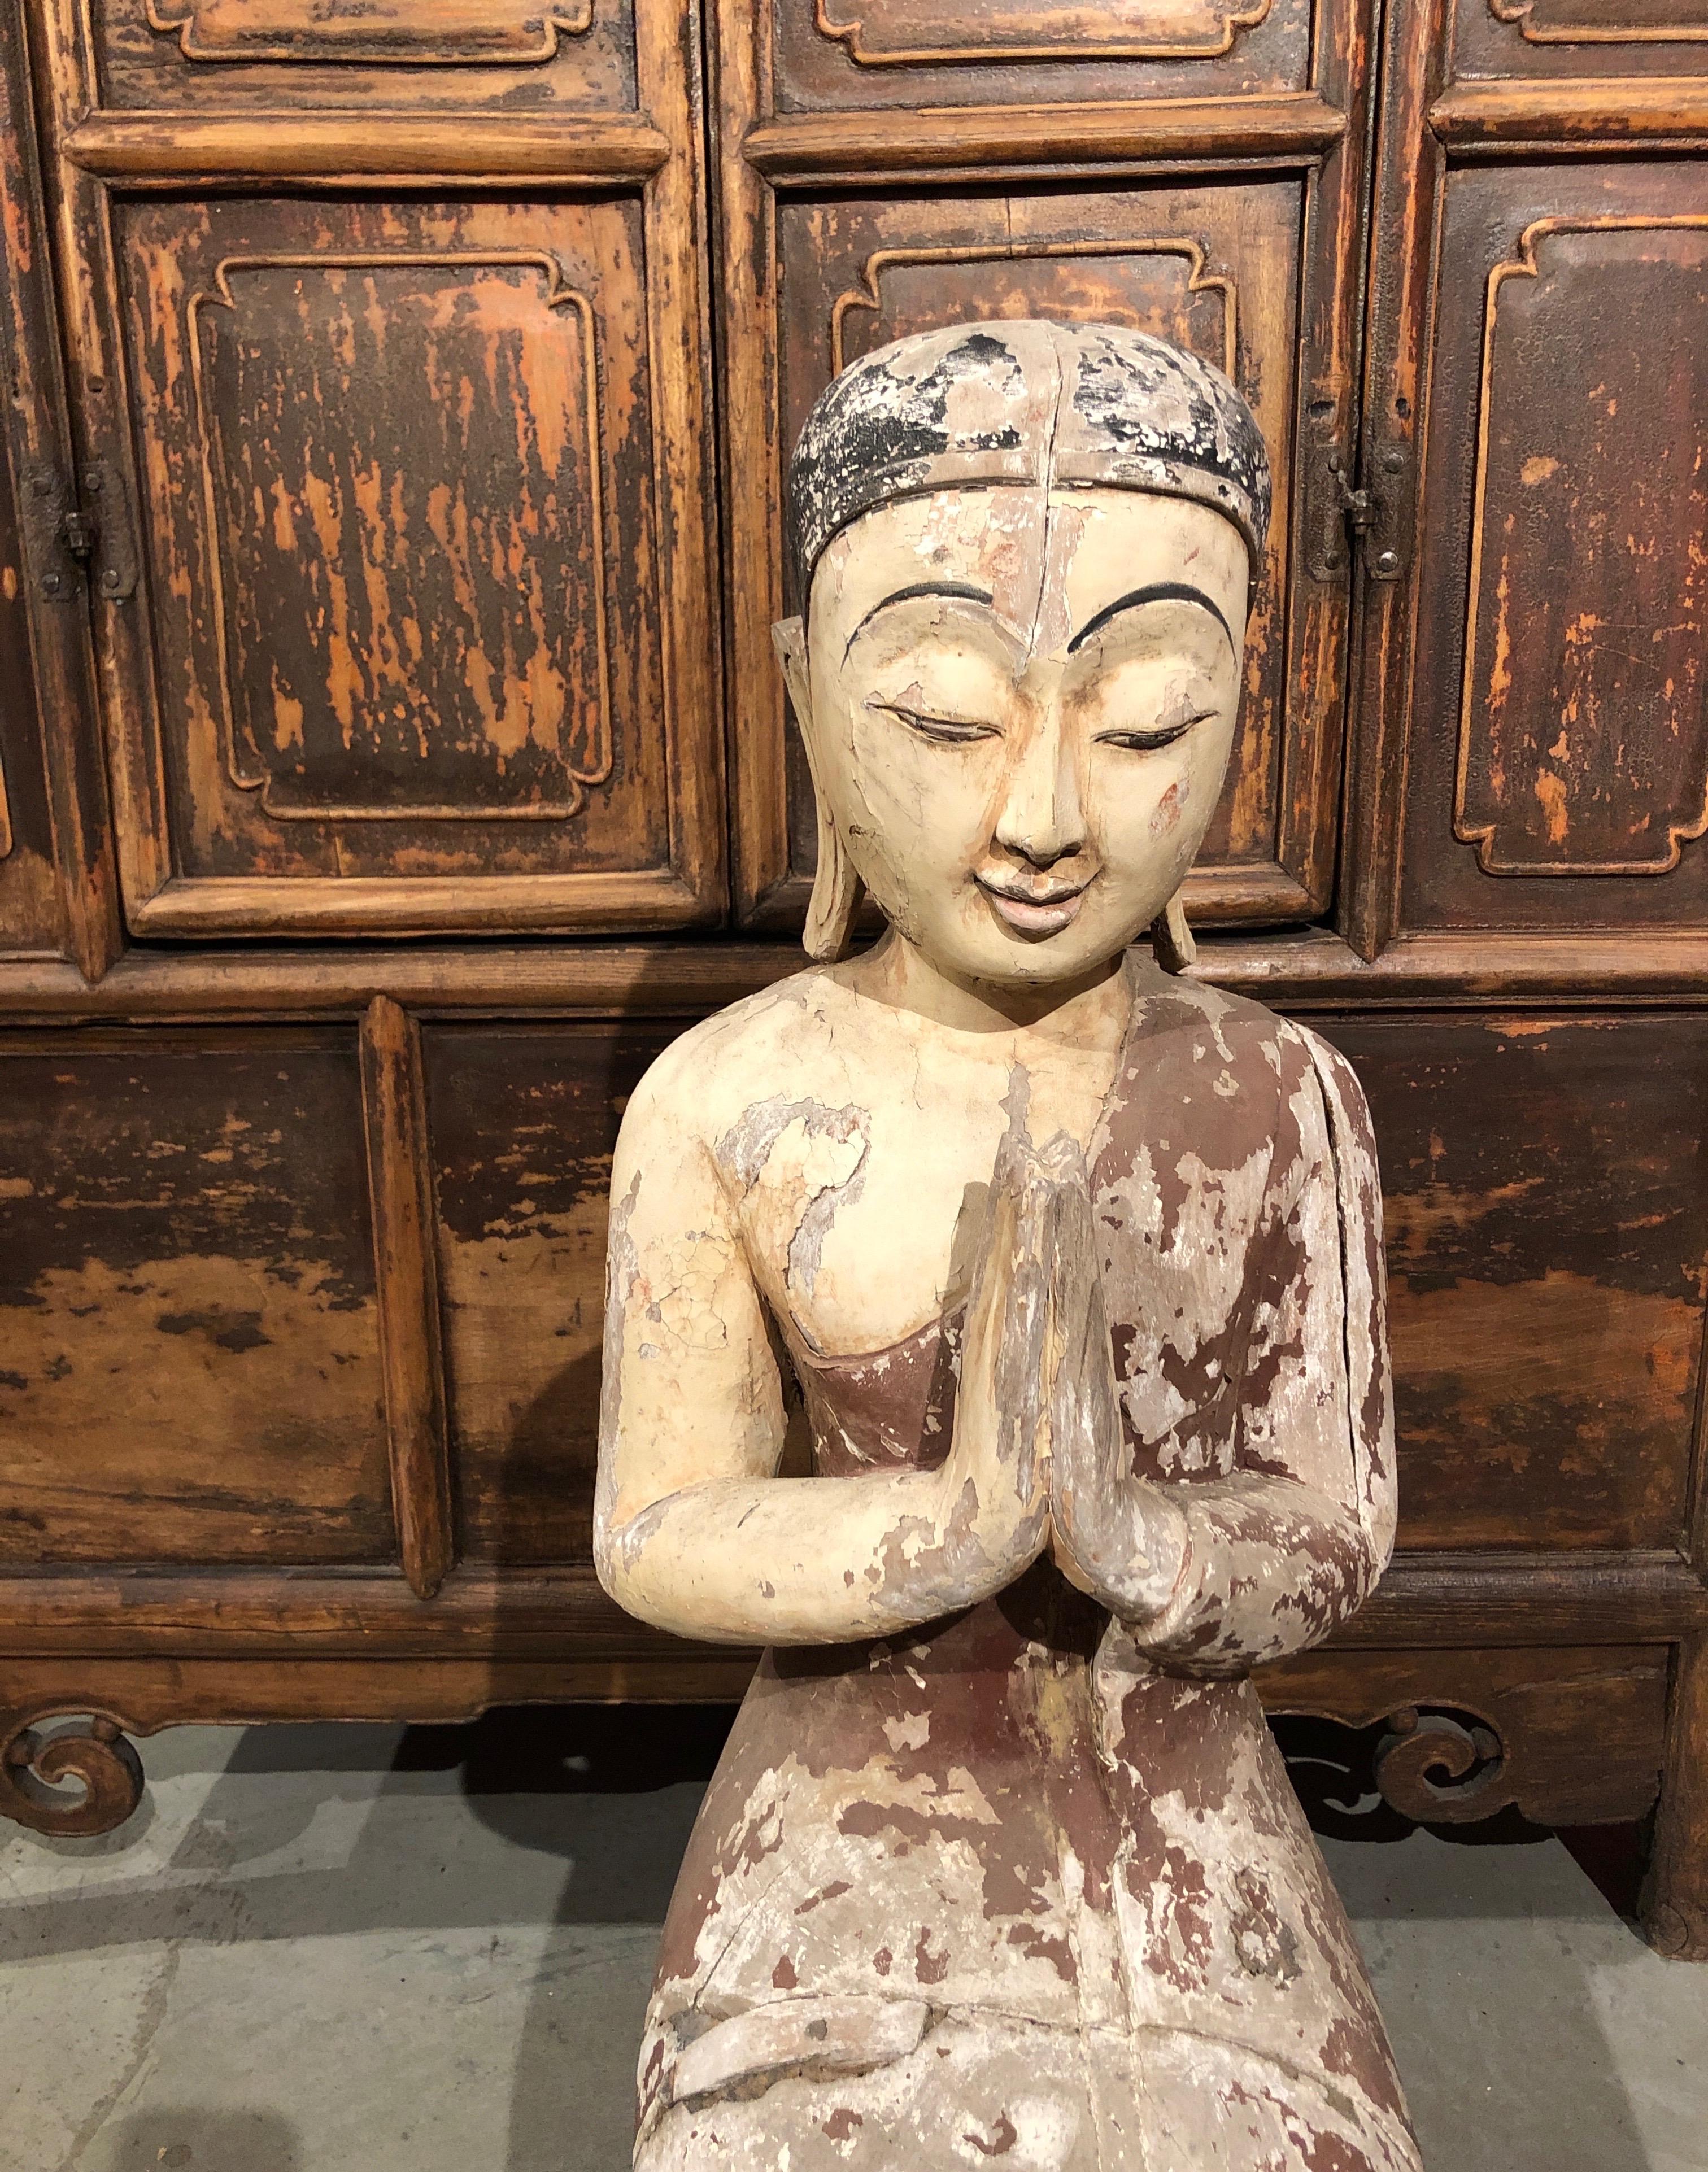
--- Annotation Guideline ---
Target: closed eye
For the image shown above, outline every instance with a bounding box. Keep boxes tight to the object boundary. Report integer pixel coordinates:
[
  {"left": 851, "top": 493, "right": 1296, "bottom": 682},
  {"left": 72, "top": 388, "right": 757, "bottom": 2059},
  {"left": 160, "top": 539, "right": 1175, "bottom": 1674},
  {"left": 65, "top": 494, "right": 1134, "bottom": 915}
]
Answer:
[
  {"left": 1095, "top": 710, "right": 1217, "bottom": 753},
  {"left": 869, "top": 699, "right": 999, "bottom": 745}
]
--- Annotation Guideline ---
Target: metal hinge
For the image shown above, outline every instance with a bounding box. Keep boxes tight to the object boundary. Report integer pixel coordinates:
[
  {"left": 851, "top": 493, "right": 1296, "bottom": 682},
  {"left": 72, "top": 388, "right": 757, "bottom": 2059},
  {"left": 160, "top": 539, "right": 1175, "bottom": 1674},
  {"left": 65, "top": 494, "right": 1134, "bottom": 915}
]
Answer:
[
  {"left": 1309, "top": 438, "right": 1414, "bottom": 586},
  {"left": 23, "top": 460, "right": 138, "bottom": 604}
]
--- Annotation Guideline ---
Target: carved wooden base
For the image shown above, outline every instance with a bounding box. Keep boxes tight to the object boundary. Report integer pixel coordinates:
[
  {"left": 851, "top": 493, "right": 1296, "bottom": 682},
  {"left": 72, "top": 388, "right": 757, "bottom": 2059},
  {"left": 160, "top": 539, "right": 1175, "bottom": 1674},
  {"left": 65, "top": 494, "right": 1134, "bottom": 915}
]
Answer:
[
  {"left": 0, "top": 1709, "right": 146, "bottom": 1837},
  {"left": 1640, "top": 1634, "right": 1708, "bottom": 1962},
  {"left": 1372, "top": 1706, "right": 1507, "bottom": 1821},
  {"left": 1262, "top": 1643, "right": 1670, "bottom": 1830},
  {"left": 0, "top": 1637, "right": 1699, "bottom": 1958}
]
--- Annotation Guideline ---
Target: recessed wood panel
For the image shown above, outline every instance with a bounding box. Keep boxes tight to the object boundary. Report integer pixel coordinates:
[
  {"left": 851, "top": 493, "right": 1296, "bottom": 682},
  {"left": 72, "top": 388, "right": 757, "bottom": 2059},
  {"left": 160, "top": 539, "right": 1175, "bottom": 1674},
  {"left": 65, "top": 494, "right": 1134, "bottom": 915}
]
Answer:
[
  {"left": 1457, "top": 221, "right": 1708, "bottom": 877},
  {"left": 0, "top": 1033, "right": 393, "bottom": 1562},
  {"left": 194, "top": 253, "right": 615, "bottom": 828},
  {"left": 1487, "top": 0, "right": 1708, "bottom": 35},
  {"left": 86, "top": 0, "right": 639, "bottom": 112},
  {"left": 1317, "top": 1011, "right": 1708, "bottom": 1551},
  {"left": 104, "top": 193, "right": 712, "bottom": 932},
  {"left": 1452, "top": 0, "right": 1708, "bottom": 85},
  {"left": 424, "top": 1022, "right": 676, "bottom": 1564},
  {"left": 760, "top": 182, "right": 1309, "bottom": 915},
  {"left": 773, "top": 0, "right": 1312, "bottom": 108},
  {"left": 815, "top": 0, "right": 1270, "bottom": 62},
  {"left": 1402, "top": 165, "right": 1708, "bottom": 934}
]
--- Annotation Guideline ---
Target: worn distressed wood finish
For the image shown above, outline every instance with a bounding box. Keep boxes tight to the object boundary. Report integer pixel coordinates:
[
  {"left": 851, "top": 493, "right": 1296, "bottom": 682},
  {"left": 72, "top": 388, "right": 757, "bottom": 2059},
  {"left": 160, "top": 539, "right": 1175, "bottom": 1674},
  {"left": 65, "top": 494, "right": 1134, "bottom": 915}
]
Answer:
[
  {"left": 1644, "top": 1633, "right": 1708, "bottom": 1959},
  {"left": 777, "top": 0, "right": 1312, "bottom": 103},
  {"left": 0, "top": 5, "right": 120, "bottom": 978},
  {"left": 1452, "top": 0, "right": 1708, "bottom": 82},
  {"left": 360, "top": 996, "right": 455, "bottom": 1600},
  {"left": 1265, "top": 1644, "right": 1670, "bottom": 1827},
  {"left": 1319, "top": 1012, "right": 1708, "bottom": 1554},
  {"left": 0, "top": 1632, "right": 1672, "bottom": 1839},
  {"left": 32, "top": 0, "right": 722, "bottom": 936},
  {"left": 0, "top": 405, "right": 64, "bottom": 957},
  {"left": 1402, "top": 164, "right": 1708, "bottom": 929},
  {"left": 424, "top": 1021, "right": 677, "bottom": 1565},
  {"left": 117, "top": 198, "right": 664, "bottom": 869},
  {"left": 714, "top": 0, "right": 1374, "bottom": 934},
  {"left": 92, "top": 0, "right": 639, "bottom": 110},
  {"left": 592, "top": 324, "right": 1430, "bottom": 2165},
  {"left": 1343, "top": 0, "right": 1708, "bottom": 959},
  {"left": 1334, "top": 0, "right": 1708, "bottom": 1960},
  {"left": 0, "top": 1030, "right": 393, "bottom": 1563}
]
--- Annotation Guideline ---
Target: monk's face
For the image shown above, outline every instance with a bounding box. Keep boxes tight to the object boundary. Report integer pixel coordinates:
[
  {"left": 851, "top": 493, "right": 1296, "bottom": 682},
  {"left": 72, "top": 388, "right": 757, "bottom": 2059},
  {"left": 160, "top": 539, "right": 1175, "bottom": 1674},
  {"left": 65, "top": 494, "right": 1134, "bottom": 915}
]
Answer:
[{"left": 787, "top": 484, "right": 1248, "bottom": 992}]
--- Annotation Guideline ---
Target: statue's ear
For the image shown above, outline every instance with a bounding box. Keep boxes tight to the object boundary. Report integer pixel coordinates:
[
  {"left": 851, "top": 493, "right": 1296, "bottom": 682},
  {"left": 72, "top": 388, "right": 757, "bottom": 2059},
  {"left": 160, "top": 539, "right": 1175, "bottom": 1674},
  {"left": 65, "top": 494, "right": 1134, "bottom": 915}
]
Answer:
[
  {"left": 772, "top": 615, "right": 863, "bottom": 963},
  {"left": 772, "top": 616, "right": 812, "bottom": 726},
  {"left": 1150, "top": 888, "right": 1197, "bottom": 975}
]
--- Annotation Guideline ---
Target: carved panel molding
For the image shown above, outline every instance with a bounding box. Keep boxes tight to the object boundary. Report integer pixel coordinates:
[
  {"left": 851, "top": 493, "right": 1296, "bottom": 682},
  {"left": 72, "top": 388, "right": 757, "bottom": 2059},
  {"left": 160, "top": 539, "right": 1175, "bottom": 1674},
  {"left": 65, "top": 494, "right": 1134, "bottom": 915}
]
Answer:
[
  {"left": 187, "top": 251, "right": 613, "bottom": 827},
  {"left": 1487, "top": 0, "right": 1708, "bottom": 43},
  {"left": 829, "top": 238, "right": 1237, "bottom": 379},
  {"left": 1456, "top": 216, "right": 1708, "bottom": 878},
  {"left": 812, "top": 0, "right": 1272, "bottom": 66},
  {"left": 144, "top": 0, "right": 596, "bottom": 66}
]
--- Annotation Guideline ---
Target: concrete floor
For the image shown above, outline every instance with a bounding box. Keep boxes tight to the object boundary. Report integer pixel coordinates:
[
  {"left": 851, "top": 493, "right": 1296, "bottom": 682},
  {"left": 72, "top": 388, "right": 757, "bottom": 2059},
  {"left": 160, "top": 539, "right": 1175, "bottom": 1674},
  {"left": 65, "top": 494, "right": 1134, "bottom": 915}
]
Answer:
[{"left": 3, "top": 1707, "right": 1705, "bottom": 2172}]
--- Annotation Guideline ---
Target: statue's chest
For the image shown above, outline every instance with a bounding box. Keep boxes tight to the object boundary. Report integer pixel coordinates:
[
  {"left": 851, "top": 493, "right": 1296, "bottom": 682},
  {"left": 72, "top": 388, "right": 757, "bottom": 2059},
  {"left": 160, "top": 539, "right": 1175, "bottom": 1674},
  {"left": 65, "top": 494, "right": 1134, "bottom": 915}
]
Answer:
[
  {"left": 717, "top": 1048, "right": 1116, "bottom": 1359},
  {"left": 719, "top": 1010, "right": 1288, "bottom": 1480}
]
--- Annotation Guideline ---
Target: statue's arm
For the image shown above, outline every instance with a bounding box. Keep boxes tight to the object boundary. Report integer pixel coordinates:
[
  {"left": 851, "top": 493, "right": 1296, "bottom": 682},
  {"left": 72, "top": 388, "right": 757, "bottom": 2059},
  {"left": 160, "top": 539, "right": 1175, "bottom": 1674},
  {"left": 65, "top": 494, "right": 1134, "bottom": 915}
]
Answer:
[
  {"left": 1049, "top": 1027, "right": 1397, "bottom": 1668},
  {"left": 594, "top": 1059, "right": 1052, "bottom": 1647}
]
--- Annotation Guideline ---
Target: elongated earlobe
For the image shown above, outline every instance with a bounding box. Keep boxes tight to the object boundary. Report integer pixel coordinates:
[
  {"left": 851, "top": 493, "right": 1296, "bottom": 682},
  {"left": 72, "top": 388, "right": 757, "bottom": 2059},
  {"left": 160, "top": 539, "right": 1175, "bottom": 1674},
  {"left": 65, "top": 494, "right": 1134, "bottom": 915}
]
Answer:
[
  {"left": 804, "top": 805, "right": 864, "bottom": 963},
  {"left": 1151, "top": 888, "right": 1196, "bottom": 974},
  {"left": 773, "top": 614, "right": 864, "bottom": 962}
]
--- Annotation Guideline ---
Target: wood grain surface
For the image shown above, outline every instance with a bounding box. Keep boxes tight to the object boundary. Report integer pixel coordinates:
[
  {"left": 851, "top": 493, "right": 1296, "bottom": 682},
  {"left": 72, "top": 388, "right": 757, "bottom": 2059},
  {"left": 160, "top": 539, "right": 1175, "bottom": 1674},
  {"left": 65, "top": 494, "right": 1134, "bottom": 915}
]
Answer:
[{"left": 0, "top": 1030, "right": 394, "bottom": 1563}]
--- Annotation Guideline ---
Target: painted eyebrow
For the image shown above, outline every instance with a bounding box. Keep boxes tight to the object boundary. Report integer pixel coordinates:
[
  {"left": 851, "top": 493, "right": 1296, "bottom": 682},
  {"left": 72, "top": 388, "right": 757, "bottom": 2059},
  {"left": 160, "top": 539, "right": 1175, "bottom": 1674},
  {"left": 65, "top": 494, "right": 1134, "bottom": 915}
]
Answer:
[
  {"left": 842, "top": 581, "right": 996, "bottom": 664},
  {"left": 1066, "top": 581, "right": 1235, "bottom": 658}
]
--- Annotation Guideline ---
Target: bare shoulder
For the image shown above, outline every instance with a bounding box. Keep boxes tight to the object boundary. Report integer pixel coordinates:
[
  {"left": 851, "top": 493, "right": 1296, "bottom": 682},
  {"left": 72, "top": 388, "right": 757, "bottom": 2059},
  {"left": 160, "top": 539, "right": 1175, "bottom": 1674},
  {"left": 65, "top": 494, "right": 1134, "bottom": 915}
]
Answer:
[{"left": 615, "top": 966, "right": 859, "bottom": 1164}]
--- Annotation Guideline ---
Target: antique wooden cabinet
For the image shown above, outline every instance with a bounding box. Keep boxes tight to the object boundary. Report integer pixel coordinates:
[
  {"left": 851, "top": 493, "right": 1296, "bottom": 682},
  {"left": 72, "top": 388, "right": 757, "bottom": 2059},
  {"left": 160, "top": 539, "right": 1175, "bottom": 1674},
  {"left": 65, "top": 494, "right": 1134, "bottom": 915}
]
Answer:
[{"left": 0, "top": 0, "right": 1703, "bottom": 1959}]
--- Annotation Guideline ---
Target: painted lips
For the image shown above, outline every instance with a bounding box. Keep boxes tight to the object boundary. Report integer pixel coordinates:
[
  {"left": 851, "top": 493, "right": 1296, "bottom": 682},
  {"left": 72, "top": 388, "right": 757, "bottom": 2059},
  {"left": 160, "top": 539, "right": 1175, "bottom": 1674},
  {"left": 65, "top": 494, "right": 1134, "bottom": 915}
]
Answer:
[{"left": 975, "top": 875, "right": 1089, "bottom": 937}]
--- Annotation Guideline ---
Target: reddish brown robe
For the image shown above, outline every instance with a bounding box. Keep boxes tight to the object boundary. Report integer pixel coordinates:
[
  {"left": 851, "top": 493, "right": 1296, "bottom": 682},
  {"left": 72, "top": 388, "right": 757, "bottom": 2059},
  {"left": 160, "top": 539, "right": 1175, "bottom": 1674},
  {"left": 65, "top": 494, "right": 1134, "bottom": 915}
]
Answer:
[{"left": 633, "top": 975, "right": 1422, "bottom": 2172}]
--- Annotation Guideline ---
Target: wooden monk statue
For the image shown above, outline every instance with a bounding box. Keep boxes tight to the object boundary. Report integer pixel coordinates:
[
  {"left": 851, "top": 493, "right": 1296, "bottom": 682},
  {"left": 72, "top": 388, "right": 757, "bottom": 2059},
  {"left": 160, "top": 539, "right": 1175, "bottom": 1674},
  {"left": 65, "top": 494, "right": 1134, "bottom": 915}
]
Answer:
[{"left": 595, "top": 321, "right": 1423, "bottom": 2172}]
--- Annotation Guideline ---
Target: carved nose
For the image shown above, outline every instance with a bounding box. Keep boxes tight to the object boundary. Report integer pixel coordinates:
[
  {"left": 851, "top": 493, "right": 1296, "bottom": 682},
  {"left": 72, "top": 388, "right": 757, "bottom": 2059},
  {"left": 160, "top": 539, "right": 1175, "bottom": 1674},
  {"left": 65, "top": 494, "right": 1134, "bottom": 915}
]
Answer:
[{"left": 992, "top": 712, "right": 1085, "bottom": 868}]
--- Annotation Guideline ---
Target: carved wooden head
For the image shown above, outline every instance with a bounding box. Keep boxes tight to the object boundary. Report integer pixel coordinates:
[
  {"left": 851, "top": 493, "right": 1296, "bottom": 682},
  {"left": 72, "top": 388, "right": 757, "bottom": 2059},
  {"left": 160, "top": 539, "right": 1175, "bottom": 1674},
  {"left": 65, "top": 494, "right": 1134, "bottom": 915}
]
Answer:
[{"left": 773, "top": 321, "right": 1271, "bottom": 984}]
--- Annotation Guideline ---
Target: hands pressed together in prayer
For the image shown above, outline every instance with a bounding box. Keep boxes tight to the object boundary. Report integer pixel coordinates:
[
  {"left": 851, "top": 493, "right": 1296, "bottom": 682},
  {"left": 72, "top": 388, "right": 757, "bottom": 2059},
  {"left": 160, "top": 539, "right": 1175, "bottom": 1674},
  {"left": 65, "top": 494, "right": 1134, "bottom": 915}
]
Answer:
[{"left": 929, "top": 1132, "right": 1193, "bottom": 1630}]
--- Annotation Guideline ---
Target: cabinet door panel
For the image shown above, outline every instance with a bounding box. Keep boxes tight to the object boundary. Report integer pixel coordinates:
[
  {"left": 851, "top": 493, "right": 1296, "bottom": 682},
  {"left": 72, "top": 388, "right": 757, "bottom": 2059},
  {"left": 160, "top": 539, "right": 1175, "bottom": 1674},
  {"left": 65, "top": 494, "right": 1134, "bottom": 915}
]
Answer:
[
  {"left": 425, "top": 1021, "right": 676, "bottom": 1565},
  {"left": 86, "top": 0, "right": 639, "bottom": 112},
  {"left": 0, "top": 1033, "right": 393, "bottom": 1562},
  {"left": 1453, "top": 0, "right": 1708, "bottom": 86},
  {"left": 38, "top": 0, "right": 721, "bottom": 939},
  {"left": 1322, "top": 1012, "right": 1708, "bottom": 1552},
  {"left": 775, "top": 0, "right": 1312, "bottom": 106},
  {"left": 94, "top": 192, "right": 711, "bottom": 934},
  {"left": 0, "top": 10, "right": 120, "bottom": 976},
  {"left": 1401, "top": 163, "right": 1708, "bottom": 934}
]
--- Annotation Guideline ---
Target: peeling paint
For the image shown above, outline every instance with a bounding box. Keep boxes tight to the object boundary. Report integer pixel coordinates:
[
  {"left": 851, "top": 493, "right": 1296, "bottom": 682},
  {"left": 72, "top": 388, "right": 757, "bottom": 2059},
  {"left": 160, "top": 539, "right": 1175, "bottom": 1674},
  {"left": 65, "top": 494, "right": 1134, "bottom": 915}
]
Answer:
[{"left": 604, "top": 969, "right": 1414, "bottom": 2170}]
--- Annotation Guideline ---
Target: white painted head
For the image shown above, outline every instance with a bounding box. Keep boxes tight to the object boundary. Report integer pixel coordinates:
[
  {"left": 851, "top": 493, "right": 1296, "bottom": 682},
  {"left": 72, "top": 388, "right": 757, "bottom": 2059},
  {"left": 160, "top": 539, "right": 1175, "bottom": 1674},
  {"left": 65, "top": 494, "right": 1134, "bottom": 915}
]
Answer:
[{"left": 773, "top": 321, "right": 1271, "bottom": 995}]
